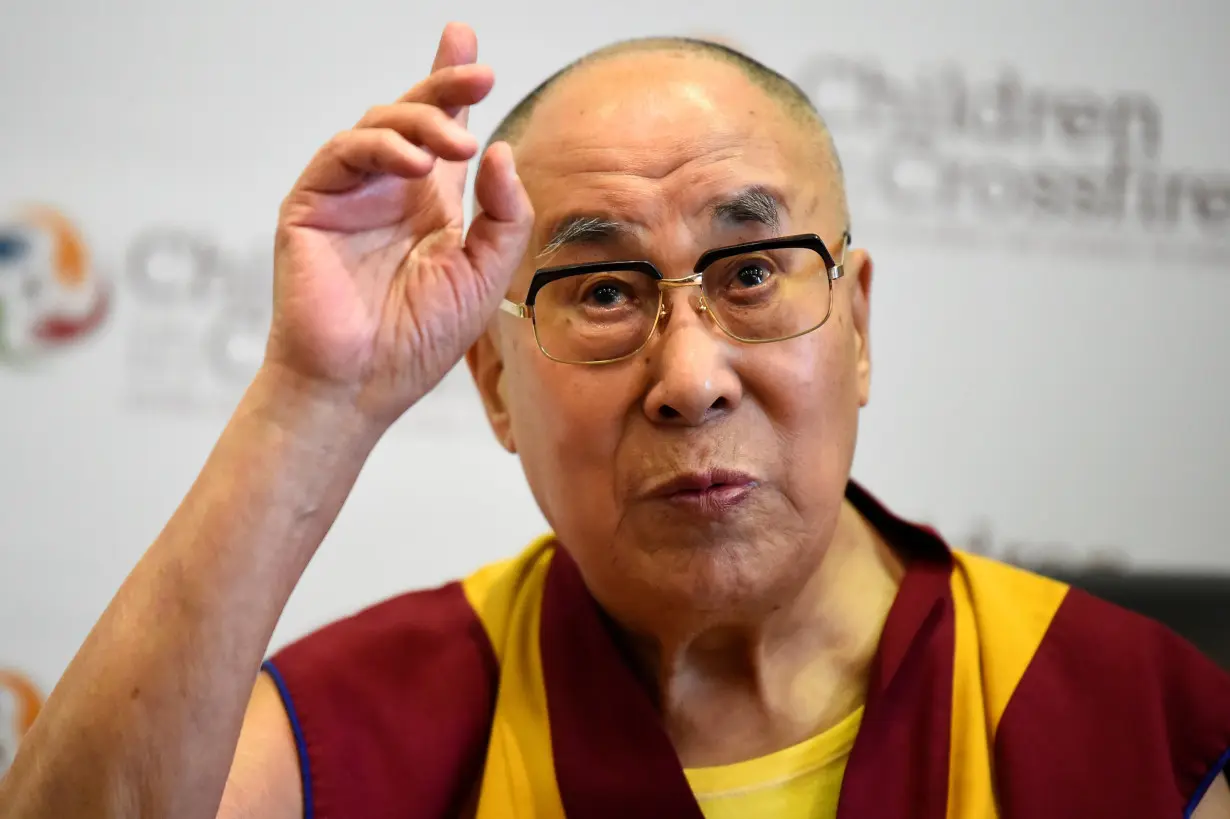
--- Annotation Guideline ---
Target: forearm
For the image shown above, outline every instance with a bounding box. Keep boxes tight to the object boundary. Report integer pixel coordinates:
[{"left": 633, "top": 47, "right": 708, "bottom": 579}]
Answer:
[{"left": 0, "top": 365, "right": 383, "bottom": 819}]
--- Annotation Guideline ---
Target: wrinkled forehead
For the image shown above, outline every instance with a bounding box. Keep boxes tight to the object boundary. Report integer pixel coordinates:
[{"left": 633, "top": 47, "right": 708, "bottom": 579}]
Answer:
[{"left": 508, "top": 52, "right": 836, "bottom": 253}]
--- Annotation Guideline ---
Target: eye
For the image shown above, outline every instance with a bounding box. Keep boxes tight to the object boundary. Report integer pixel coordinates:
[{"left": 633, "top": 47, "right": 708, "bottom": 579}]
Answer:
[
  {"left": 586, "top": 281, "right": 626, "bottom": 307},
  {"left": 705, "top": 253, "right": 783, "bottom": 306},
  {"left": 734, "top": 262, "right": 770, "bottom": 288}
]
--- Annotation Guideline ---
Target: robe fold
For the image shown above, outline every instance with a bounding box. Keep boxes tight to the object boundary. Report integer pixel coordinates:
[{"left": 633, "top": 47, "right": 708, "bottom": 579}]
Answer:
[{"left": 265, "top": 483, "right": 1230, "bottom": 818}]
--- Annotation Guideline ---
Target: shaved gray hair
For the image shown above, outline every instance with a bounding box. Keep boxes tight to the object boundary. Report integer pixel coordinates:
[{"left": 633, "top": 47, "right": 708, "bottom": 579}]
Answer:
[{"left": 487, "top": 36, "right": 849, "bottom": 225}]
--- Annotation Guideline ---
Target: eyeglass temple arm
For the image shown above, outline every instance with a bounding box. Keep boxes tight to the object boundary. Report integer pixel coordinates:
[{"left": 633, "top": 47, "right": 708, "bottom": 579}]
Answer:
[
  {"left": 829, "top": 230, "right": 852, "bottom": 282},
  {"left": 500, "top": 300, "right": 529, "bottom": 318}
]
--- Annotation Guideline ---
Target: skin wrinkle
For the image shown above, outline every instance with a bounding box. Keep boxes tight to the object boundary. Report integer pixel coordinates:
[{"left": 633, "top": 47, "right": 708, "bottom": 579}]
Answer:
[
  {"left": 519, "top": 174, "right": 803, "bottom": 285},
  {"left": 466, "top": 48, "right": 885, "bottom": 768},
  {"left": 540, "top": 186, "right": 788, "bottom": 262}
]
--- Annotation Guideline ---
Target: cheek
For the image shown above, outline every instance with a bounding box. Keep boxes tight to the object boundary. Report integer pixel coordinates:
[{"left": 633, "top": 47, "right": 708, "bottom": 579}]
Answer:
[
  {"left": 748, "top": 319, "right": 861, "bottom": 491},
  {"left": 755, "top": 320, "right": 857, "bottom": 428},
  {"left": 506, "top": 355, "right": 635, "bottom": 529}
]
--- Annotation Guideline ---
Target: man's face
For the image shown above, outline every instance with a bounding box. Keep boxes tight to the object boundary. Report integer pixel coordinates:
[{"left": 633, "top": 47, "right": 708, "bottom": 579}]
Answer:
[{"left": 469, "top": 51, "right": 873, "bottom": 632}]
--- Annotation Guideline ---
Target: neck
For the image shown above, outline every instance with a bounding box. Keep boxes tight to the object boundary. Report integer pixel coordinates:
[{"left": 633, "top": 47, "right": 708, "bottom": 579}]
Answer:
[{"left": 623, "top": 500, "right": 905, "bottom": 767}]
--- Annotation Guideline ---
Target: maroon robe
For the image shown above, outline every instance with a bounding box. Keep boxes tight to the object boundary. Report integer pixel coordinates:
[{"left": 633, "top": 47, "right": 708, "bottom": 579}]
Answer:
[{"left": 264, "top": 483, "right": 1230, "bottom": 818}]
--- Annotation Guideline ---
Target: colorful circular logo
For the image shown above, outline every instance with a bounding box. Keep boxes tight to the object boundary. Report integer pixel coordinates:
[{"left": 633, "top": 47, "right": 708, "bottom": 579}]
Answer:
[
  {"left": 0, "top": 206, "right": 109, "bottom": 362},
  {"left": 0, "top": 669, "right": 43, "bottom": 776}
]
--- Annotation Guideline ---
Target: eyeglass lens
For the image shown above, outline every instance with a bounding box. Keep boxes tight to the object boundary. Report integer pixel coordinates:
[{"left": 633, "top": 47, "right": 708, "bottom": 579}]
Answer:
[{"left": 531, "top": 245, "right": 832, "bottom": 363}]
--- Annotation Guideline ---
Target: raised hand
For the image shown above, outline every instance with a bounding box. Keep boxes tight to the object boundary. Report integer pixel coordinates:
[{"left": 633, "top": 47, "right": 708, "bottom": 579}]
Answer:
[{"left": 268, "top": 22, "right": 533, "bottom": 426}]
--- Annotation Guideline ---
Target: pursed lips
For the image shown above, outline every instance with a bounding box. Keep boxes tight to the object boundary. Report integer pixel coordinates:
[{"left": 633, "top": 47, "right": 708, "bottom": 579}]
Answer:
[{"left": 642, "top": 469, "right": 760, "bottom": 517}]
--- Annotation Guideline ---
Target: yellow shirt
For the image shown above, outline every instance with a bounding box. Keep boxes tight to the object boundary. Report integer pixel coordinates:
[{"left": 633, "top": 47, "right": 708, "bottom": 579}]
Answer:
[{"left": 684, "top": 708, "right": 864, "bottom": 819}]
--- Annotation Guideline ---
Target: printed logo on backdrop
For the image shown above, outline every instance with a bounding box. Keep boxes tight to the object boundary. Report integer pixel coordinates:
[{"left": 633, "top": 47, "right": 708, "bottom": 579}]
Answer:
[
  {"left": 123, "top": 228, "right": 272, "bottom": 412},
  {"left": 122, "top": 227, "right": 482, "bottom": 428},
  {"left": 0, "top": 669, "right": 43, "bottom": 777},
  {"left": 794, "top": 57, "right": 1230, "bottom": 265},
  {"left": 0, "top": 207, "right": 110, "bottom": 364},
  {"left": 0, "top": 204, "right": 481, "bottom": 428}
]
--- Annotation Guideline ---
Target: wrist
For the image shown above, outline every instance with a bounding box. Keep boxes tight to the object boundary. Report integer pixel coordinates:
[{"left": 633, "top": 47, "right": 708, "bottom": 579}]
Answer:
[{"left": 243, "top": 361, "right": 388, "bottom": 457}]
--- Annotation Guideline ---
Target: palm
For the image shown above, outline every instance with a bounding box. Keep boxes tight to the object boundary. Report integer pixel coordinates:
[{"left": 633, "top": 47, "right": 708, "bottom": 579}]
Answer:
[
  {"left": 277, "top": 165, "right": 469, "bottom": 380},
  {"left": 265, "top": 23, "right": 531, "bottom": 424}
]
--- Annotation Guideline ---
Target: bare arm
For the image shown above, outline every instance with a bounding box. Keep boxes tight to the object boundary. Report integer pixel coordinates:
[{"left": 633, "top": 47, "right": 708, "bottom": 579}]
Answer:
[
  {"left": 0, "top": 370, "right": 379, "bottom": 818},
  {"left": 1193, "top": 769, "right": 1230, "bottom": 819},
  {"left": 216, "top": 673, "right": 303, "bottom": 819},
  {"left": 0, "top": 21, "right": 532, "bottom": 819}
]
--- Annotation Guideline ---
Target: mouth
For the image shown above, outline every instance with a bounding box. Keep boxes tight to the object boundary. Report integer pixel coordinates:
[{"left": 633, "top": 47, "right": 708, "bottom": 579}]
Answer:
[{"left": 645, "top": 469, "right": 759, "bottom": 517}]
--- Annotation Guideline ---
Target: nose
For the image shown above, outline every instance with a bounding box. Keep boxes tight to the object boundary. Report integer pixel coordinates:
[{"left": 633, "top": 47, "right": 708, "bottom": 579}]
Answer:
[{"left": 642, "top": 288, "right": 743, "bottom": 426}]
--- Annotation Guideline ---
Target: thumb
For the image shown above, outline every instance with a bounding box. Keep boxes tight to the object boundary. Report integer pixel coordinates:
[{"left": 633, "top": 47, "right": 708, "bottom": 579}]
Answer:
[{"left": 464, "top": 141, "right": 534, "bottom": 298}]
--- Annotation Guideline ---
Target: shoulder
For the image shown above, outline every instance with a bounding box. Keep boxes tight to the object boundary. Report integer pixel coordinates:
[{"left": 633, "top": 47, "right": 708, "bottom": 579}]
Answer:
[
  {"left": 953, "top": 551, "right": 1230, "bottom": 812},
  {"left": 259, "top": 581, "right": 498, "bottom": 817},
  {"left": 260, "top": 537, "right": 557, "bottom": 819},
  {"left": 269, "top": 580, "right": 489, "bottom": 687},
  {"left": 954, "top": 550, "right": 1230, "bottom": 697},
  {"left": 268, "top": 534, "right": 557, "bottom": 686}
]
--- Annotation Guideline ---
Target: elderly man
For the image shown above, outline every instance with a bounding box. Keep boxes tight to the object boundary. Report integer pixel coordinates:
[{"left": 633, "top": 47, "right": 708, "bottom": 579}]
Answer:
[{"left": 2, "top": 22, "right": 1229, "bottom": 819}]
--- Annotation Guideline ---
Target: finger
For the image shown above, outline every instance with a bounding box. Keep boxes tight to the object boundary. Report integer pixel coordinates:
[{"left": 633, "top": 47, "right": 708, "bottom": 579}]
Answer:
[
  {"left": 394, "top": 64, "right": 495, "bottom": 117},
  {"left": 297, "top": 129, "right": 435, "bottom": 193},
  {"left": 358, "top": 103, "right": 478, "bottom": 161},
  {"left": 464, "top": 142, "right": 533, "bottom": 291},
  {"left": 431, "top": 21, "right": 478, "bottom": 73},
  {"left": 472, "top": 142, "right": 528, "bottom": 223},
  {"left": 430, "top": 22, "right": 480, "bottom": 128}
]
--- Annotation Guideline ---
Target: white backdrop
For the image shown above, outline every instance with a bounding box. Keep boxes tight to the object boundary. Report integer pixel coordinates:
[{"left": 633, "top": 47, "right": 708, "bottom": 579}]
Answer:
[{"left": 2, "top": 0, "right": 1228, "bottom": 765}]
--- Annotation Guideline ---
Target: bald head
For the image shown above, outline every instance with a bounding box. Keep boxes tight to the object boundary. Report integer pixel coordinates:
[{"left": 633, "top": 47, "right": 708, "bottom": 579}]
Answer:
[{"left": 488, "top": 37, "right": 848, "bottom": 226}]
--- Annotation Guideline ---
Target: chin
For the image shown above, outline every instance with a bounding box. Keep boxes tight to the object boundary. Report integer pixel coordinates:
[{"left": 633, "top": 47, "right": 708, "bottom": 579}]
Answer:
[{"left": 590, "top": 519, "right": 821, "bottom": 631}]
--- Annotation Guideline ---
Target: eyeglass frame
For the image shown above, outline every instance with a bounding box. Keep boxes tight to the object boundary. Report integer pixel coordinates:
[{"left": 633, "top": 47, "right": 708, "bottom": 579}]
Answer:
[{"left": 499, "top": 230, "right": 852, "bottom": 365}]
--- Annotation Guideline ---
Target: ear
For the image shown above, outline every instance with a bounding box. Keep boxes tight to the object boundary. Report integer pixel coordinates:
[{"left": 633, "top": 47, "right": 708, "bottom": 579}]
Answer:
[
  {"left": 846, "top": 248, "right": 873, "bottom": 408},
  {"left": 465, "top": 329, "right": 516, "bottom": 453}
]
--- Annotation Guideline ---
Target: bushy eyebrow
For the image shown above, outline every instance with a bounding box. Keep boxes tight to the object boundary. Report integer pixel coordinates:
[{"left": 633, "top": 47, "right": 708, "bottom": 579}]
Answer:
[
  {"left": 709, "top": 185, "right": 784, "bottom": 231},
  {"left": 537, "top": 184, "right": 789, "bottom": 259},
  {"left": 539, "top": 216, "right": 632, "bottom": 257}
]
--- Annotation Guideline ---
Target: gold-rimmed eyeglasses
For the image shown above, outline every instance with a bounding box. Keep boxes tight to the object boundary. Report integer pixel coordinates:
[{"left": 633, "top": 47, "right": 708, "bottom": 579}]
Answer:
[{"left": 499, "top": 231, "right": 851, "bottom": 365}]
